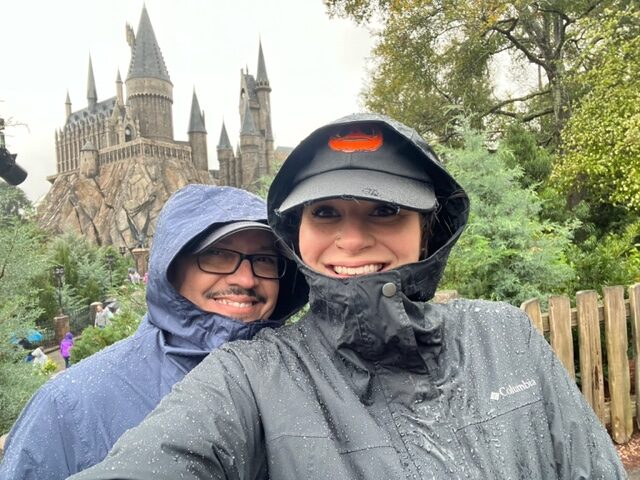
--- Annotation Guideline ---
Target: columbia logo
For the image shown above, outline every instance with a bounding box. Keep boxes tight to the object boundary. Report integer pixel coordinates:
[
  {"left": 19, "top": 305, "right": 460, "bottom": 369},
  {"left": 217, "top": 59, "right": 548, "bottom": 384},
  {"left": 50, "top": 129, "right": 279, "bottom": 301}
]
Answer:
[{"left": 490, "top": 379, "right": 537, "bottom": 401}]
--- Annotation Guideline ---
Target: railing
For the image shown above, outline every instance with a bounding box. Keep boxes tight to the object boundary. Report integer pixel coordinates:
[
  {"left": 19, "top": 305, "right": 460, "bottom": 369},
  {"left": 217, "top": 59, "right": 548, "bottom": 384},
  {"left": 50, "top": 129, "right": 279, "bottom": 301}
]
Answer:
[{"left": 521, "top": 284, "right": 640, "bottom": 444}]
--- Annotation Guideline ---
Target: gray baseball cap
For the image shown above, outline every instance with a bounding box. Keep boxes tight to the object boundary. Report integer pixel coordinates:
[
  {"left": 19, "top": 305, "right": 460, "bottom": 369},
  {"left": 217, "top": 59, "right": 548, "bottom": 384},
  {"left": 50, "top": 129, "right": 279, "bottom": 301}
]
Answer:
[
  {"left": 193, "top": 220, "right": 273, "bottom": 254},
  {"left": 278, "top": 123, "right": 437, "bottom": 213}
]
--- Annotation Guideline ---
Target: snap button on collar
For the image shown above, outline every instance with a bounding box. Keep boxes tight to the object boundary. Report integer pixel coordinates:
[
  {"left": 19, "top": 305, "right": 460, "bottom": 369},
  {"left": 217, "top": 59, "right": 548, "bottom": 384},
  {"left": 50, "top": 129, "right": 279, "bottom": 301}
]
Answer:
[{"left": 382, "top": 282, "right": 397, "bottom": 297}]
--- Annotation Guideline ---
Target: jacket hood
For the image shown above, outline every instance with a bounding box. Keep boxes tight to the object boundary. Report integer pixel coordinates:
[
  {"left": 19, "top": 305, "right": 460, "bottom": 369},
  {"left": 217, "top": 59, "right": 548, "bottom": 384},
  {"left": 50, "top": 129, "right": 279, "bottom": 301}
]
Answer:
[
  {"left": 268, "top": 113, "right": 469, "bottom": 302},
  {"left": 146, "top": 185, "right": 308, "bottom": 353}
]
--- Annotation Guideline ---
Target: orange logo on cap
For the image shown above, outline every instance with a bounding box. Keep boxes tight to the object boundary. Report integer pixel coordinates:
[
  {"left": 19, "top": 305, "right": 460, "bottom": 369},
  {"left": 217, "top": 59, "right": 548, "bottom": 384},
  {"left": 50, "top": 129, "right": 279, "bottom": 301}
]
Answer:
[{"left": 328, "top": 125, "right": 383, "bottom": 153}]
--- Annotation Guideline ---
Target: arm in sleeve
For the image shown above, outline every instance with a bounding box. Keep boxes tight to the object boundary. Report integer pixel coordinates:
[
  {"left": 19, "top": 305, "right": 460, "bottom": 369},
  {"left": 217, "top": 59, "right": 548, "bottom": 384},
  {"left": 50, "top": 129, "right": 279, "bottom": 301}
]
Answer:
[
  {"left": 0, "top": 381, "right": 85, "bottom": 480},
  {"left": 526, "top": 316, "right": 627, "bottom": 479},
  {"left": 68, "top": 348, "right": 266, "bottom": 480}
]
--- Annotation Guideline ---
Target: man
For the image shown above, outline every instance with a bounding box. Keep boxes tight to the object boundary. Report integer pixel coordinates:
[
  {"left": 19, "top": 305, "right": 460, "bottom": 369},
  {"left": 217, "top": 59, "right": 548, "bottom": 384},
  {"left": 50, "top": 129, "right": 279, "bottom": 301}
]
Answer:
[{"left": 0, "top": 184, "right": 307, "bottom": 480}]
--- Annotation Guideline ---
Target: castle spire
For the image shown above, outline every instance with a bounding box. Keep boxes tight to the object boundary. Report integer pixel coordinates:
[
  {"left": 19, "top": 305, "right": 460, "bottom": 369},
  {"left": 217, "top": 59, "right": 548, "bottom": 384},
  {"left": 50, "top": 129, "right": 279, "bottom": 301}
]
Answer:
[
  {"left": 116, "top": 69, "right": 124, "bottom": 105},
  {"left": 127, "top": 5, "right": 171, "bottom": 82},
  {"left": 256, "top": 40, "right": 269, "bottom": 87},
  {"left": 87, "top": 55, "right": 98, "bottom": 110},
  {"left": 188, "top": 88, "right": 206, "bottom": 134},
  {"left": 217, "top": 121, "right": 232, "bottom": 149},
  {"left": 65, "top": 91, "right": 72, "bottom": 119}
]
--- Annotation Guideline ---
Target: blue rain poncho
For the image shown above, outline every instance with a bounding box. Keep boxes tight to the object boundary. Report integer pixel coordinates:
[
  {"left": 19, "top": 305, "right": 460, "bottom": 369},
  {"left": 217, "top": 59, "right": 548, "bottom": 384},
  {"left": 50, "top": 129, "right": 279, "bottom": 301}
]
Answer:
[{"left": 0, "top": 185, "right": 307, "bottom": 480}]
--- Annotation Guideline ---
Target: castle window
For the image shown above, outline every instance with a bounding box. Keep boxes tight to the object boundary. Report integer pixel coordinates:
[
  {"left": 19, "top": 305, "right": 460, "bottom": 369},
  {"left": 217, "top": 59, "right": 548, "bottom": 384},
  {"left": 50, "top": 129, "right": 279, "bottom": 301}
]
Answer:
[{"left": 125, "top": 126, "right": 133, "bottom": 142}]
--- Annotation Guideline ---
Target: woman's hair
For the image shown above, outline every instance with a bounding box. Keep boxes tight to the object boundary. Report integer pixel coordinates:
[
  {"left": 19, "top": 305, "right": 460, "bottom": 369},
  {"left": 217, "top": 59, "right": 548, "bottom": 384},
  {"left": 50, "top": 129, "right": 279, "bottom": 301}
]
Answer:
[{"left": 420, "top": 209, "right": 437, "bottom": 260}]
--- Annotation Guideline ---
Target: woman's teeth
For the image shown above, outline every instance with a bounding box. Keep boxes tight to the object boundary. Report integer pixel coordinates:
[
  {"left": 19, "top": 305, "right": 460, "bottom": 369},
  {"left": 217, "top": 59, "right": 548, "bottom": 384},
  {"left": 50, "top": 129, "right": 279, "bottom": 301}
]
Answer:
[{"left": 333, "top": 264, "right": 383, "bottom": 276}]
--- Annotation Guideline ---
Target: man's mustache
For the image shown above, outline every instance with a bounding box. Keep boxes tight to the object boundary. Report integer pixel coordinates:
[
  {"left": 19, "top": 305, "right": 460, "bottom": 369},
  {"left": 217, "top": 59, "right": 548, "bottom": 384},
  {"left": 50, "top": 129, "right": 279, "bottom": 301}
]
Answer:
[{"left": 205, "top": 287, "right": 266, "bottom": 304}]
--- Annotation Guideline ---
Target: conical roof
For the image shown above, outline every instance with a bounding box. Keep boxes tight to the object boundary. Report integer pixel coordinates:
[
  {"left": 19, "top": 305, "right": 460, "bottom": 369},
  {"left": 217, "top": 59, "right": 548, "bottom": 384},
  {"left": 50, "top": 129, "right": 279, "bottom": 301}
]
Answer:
[
  {"left": 240, "top": 101, "right": 258, "bottom": 135},
  {"left": 217, "top": 121, "right": 232, "bottom": 149},
  {"left": 87, "top": 56, "right": 98, "bottom": 105},
  {"left": 188, "top": 89, "right": 207, "bottom": 134},
  {"left": 127, "top": 5, "right": 171, "bottom": 83},
  {"left": 256, "top": 41, "right": 269, "bottom": 86}
]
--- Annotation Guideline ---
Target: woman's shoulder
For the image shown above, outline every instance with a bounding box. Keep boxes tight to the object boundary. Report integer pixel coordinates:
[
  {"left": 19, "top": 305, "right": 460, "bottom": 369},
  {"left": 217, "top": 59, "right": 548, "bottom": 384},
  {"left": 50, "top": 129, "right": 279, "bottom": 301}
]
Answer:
[{"left": 433, "top": 298, "right": 533, "bottom": 343}]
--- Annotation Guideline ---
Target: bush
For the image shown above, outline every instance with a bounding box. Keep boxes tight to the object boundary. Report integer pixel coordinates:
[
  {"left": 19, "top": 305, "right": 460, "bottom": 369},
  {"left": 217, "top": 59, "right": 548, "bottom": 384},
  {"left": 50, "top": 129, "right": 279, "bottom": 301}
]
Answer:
[
  {"left": 439, "top": 125, "right": 575, "bottom": 305},
  {"left": 71, "top": 284, "right": 146, "bottom": 363}
]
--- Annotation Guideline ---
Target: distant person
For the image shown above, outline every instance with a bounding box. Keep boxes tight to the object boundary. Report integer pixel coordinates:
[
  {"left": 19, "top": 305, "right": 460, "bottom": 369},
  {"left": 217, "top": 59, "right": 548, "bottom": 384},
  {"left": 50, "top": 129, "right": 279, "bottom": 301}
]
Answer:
[
  {"left": 59, "top": 332, "right": 74, "bottom": 369},
  {"left": 94, "top": 305, "right": 112, "bottom": 329},
  {"left": 0, "top": 185, "right": 307, "bottom": 480},
  {"left": 71, "top": 114, "right": 624, "bottom": 479},
  {"left": 128, "top": 268, "right": 141, "bottom": 284},
  {"left": 30, "top": 347, "right": 48, "bottom": 368}
]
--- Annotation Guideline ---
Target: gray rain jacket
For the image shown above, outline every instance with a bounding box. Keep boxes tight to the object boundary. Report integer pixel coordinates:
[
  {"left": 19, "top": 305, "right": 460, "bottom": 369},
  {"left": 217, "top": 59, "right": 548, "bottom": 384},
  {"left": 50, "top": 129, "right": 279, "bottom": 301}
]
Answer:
[{"left": 71, "top": 115, "right": 626, "bottom": 479}]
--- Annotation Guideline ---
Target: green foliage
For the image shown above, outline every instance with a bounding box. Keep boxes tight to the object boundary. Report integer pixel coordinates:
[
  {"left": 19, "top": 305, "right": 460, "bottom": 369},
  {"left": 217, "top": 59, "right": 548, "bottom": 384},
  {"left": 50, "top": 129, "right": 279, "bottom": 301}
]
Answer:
[
  {"left": 0, "top": 361, "right": 48, "bottom": 434},
  {"left": 567, "top": 220, "right": 640, "bottom": 293},
  {"left": 439, "top": 126, "right": 575, "bottom": 305},
  {"left": 0, "top": 183, "right": 33, "bottom": 222},
  {"left": 46, "top": 233, "right": 131, "bottom": 311},
  {"left": 71, "top": 284, "right": 146, "bottom": 363},
  {"left": 326, "top": 0, "right": 619, "bottom": 145},
  {"left": 554, "top": 5, "right": 640, "bottom": 212},
  {"left": 501, "top": 124, "right": 553, "bottom": 189}
]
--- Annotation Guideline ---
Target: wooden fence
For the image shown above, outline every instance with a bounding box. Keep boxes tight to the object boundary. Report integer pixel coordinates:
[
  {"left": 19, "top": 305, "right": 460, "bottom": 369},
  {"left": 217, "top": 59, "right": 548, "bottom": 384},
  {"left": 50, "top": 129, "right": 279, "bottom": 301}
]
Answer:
[{"left": 521, "top": 284, "right": 640, "bottom": 444}]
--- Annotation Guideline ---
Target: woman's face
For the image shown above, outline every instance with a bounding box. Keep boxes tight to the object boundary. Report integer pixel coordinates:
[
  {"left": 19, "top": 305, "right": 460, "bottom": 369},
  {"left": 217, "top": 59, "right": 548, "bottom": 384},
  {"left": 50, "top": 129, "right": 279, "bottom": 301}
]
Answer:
[{"left": 299, "top": 198, "right": 422, "bottom": 278}]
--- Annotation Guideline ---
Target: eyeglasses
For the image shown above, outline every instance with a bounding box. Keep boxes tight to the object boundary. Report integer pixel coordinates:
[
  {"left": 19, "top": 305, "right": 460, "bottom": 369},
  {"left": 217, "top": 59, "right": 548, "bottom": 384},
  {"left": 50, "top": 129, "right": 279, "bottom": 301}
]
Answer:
[{"left": 196, "top": 247, "right": 286, "bottom": 280}]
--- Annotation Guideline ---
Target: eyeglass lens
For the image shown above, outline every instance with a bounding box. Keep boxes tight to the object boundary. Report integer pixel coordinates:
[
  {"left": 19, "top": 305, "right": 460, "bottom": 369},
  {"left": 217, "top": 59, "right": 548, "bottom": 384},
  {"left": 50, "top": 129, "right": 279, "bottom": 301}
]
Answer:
[{"left": 197, "top": 248, "right": 285, "bottom": 279}]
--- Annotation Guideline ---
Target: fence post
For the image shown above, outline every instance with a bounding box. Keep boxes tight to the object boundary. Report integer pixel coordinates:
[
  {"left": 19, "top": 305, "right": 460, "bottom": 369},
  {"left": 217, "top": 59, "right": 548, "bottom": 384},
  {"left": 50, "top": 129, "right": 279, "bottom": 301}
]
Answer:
[
  {"left": 521, "top": 298, "right": 544, "bottom": 334},
  {"left": 54, "top": 314, "right": 70, "bottom": 346},
  {"left": 629, "top": 284, "right": 640, "bottom": 430},
  {"left": 603, "top": 286, "right": 632, "bottom": 443},
  {"left": 548, "top": 295, "right": 575, "bottom": 379},
  {"left": 576, "top": 290, "right": 605, "bottom": 424}
]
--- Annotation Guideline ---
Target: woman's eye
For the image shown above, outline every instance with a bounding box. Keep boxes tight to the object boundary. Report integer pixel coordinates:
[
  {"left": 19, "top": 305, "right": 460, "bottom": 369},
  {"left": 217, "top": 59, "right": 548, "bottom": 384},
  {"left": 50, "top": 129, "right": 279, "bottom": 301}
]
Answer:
[
  {"left": 311, "top": 205, "right": 339, "bottom": 218},
  {"left": 371, "top": 204, "right": 400, "bottom": 217}
]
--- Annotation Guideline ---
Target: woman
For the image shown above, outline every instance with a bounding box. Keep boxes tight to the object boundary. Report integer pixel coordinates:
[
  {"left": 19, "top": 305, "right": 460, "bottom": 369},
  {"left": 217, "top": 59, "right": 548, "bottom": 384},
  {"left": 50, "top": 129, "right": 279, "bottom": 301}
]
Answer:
[{"left": 70, "top": 114, "right": 624, "bottom": 479}]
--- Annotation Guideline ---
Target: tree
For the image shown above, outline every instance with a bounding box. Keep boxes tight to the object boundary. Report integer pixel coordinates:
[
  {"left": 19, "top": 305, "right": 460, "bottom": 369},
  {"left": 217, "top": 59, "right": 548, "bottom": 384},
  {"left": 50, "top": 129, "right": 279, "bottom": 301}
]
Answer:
[
  {"left": 0, "top": 212, "right": 50, "bottom": 434},
  {"left": 326, "top": 0, "right": 620, "bottom": 145},
  {"left": 439, "top": 125, "right": 575, "bottom": 305},
  {"left": 553, "top": 5, "right": 640, "bottom": 212}
]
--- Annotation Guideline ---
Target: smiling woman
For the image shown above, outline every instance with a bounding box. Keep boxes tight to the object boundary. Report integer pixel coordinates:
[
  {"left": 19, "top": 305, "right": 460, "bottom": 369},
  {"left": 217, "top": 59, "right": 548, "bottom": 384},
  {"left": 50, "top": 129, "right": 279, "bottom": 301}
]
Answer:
[{"left": 66, "top": 114, "right": 625, "bottom": 480}]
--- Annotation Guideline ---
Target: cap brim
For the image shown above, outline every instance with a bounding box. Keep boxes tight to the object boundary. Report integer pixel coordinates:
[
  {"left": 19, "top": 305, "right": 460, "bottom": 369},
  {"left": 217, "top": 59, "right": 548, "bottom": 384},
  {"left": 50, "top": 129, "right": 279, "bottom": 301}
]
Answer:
[
  {"left": 194, "top": 221, "right": 272, "bottom": 254},
  {"left": 278, "top": 169, "right": 437, "bottom": 213}
]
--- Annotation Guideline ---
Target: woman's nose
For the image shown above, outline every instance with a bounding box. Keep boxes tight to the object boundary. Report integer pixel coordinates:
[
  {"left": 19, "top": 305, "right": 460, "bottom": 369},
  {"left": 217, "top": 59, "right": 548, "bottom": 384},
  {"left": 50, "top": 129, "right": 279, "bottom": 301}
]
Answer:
[{"left": 334, "top": 219, "right": 374, "bottom": 253}]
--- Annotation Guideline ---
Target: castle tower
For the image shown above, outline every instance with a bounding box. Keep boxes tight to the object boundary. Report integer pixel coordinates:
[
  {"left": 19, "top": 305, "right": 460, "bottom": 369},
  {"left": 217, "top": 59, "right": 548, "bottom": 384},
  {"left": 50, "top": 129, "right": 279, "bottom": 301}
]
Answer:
[
  {"left": 216, "top": 121, "right": 234, "bottom": 185},
  {"left": 239, "top": 100, "right": 261, "bottom": 188},
  {"left": 87, "top": 56, "right": 98, "bottom": 112},
  {"left": 255, "top": 41, "right": 274, "bottom": 174},
  {"left": 188, "top": 89, "right": 208, "bottom": 172},
  {"left": 79, "top": 140, "right": 99, "bottom": 178},
  {"left": 125, "top": 5, "right": 173, "bottom": 141}
]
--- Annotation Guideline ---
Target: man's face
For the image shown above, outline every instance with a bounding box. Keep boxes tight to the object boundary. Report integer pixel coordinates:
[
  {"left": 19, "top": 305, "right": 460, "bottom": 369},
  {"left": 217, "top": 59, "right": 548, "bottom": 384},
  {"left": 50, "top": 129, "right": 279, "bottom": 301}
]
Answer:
[{"left": 171, "top": 229, "right": 280, "bottom": 322}]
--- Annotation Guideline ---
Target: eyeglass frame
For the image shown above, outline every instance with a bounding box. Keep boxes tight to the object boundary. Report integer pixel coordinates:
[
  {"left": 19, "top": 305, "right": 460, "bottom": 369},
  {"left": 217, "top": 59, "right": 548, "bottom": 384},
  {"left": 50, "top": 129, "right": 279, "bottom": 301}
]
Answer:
[{"left": 195, "top": 247, "right": 287, "bottom": 280}]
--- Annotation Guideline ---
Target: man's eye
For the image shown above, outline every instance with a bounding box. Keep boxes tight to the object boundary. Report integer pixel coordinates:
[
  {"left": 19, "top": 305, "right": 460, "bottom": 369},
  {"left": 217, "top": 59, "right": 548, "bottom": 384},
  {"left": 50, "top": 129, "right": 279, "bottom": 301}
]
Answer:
[
  {"left": 371, "top": 203, "right": 400, "bottom": 217},
  {"left": 311, "top": 205, "right": 339, "bottom": 218},
  {"left": 254, "top": 255, "right": 277, "bottom": 266}
]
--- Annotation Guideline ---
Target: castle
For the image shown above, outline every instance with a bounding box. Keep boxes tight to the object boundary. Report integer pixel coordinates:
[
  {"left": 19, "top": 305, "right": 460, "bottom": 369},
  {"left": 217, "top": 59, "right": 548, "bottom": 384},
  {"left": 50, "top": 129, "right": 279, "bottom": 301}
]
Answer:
[{"left": 39, "top": 6, "right": 275, "bottom": 247}]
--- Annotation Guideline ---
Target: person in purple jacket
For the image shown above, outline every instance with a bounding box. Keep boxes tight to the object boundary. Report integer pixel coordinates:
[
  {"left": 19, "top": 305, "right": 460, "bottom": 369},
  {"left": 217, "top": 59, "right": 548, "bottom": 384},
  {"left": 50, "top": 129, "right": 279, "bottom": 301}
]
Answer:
[{"left": 59, "top": 332, "right": 74, "bottom": 369}]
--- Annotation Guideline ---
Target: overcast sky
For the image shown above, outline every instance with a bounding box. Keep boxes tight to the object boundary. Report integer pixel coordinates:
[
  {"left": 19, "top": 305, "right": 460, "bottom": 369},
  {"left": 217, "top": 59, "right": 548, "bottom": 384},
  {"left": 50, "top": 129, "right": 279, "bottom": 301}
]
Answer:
[{"left": 2, "top": 0, "right": 374, "bottom": 201}]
